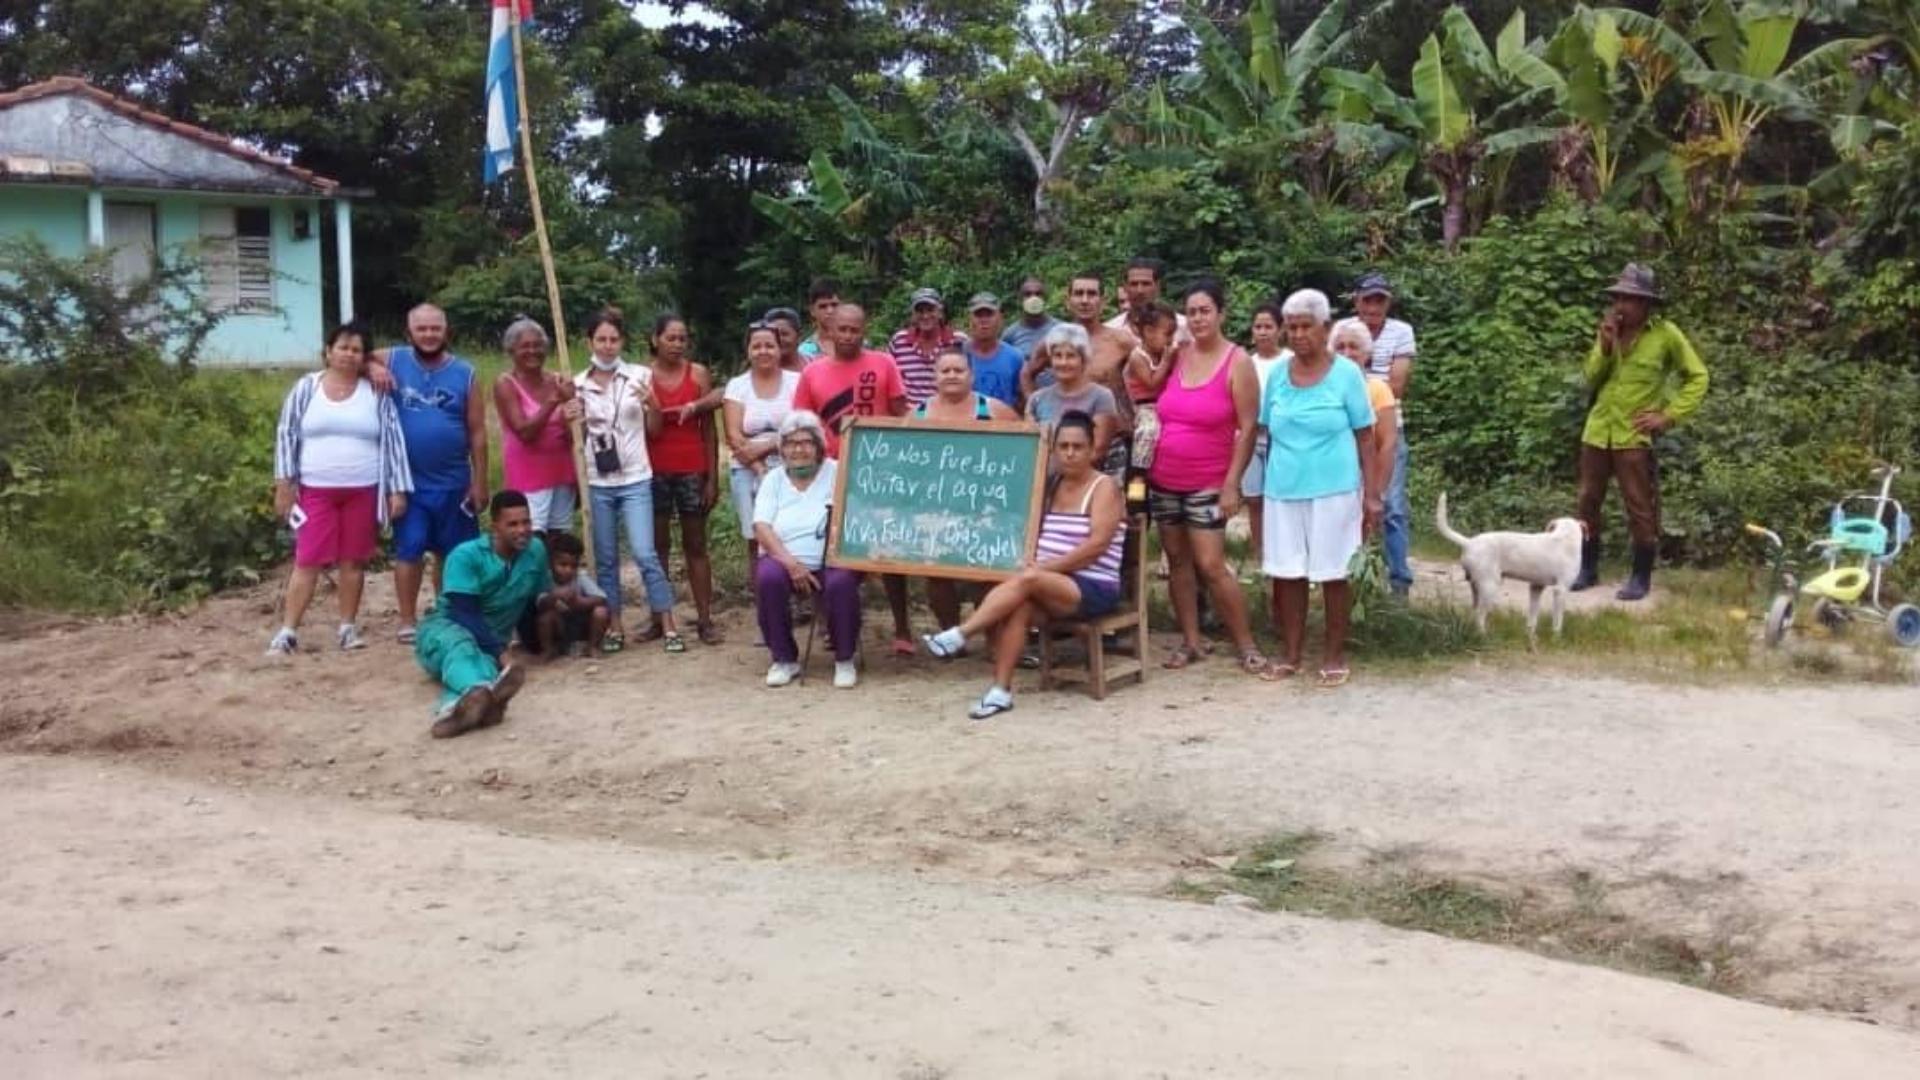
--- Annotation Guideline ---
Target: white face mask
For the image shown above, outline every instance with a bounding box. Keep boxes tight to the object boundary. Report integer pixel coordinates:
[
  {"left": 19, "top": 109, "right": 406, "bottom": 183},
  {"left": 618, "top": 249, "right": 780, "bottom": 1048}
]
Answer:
[
  {"left": 1021, "top": 295, "right": 1047, "bottom": 316},
  {"left": 590, "top": 356, "right": 621, "bottom": 372}
]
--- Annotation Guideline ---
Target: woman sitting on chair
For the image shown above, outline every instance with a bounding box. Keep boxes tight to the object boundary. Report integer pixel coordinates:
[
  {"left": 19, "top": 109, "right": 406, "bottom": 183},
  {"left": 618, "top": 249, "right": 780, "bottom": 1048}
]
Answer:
[
  {"left": 754, "top": 410, "right": 864, "bottom": 690},
  {"left": 922, "top": 410, "right": 1127, "bottom": 719}
]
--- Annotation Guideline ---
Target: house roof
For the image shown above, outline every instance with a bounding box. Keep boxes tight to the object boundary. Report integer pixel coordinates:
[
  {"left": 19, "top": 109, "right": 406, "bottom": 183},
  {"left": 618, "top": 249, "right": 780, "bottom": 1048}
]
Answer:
[{"left": 0, "top": 77, "right": 341, "bottom": 196}]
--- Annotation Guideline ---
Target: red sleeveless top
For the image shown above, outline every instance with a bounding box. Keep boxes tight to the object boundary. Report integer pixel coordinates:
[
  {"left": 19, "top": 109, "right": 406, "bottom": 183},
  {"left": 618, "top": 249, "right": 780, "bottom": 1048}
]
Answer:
[{"left": 647, "top": 364, "right": 711, "bottom": 475}]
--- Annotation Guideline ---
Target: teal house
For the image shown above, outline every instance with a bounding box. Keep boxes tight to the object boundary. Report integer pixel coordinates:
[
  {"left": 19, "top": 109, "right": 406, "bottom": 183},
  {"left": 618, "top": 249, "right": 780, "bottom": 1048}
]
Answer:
[{"left": 0, "top": 77, "right": 355, "bottom": 366}]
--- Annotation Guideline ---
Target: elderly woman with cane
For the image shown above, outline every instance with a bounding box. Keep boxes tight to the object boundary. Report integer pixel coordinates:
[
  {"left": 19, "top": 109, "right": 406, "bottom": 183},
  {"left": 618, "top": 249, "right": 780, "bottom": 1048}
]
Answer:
[{"left": 754, "top": 411, "right": 864, "bottom": 690}]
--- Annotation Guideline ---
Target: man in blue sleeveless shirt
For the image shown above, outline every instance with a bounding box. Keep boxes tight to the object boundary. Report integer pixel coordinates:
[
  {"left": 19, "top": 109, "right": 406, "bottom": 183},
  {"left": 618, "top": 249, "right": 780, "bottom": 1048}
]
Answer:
[{"left": 373, "top": 304, "right": 490, "bottom": 642}]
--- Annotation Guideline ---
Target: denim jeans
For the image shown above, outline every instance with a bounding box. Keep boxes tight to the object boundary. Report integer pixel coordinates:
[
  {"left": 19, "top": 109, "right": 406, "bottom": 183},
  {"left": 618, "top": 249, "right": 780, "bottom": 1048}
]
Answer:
[
  {"left": 589, "top": 480, "right": 675, "bottom": 624},
  {"left": 1384, "top": 436, "right": 1412, "bottom": 591}
]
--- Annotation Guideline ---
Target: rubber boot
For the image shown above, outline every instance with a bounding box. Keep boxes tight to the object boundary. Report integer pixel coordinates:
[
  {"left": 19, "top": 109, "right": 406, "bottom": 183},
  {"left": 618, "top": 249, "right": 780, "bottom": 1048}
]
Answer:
[
  {"left": 1615, "top": 545, "right": 1655, "bottom": 602},
  {"left": 1570, "top": 539, "right": 1601, "bottom": 592}
]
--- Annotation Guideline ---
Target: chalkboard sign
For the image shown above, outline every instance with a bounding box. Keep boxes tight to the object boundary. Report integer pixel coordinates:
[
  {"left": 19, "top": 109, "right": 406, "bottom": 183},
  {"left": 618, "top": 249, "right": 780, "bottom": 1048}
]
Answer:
[{"left": 828, "top": 418, "right": 1050, "bottom": 581}]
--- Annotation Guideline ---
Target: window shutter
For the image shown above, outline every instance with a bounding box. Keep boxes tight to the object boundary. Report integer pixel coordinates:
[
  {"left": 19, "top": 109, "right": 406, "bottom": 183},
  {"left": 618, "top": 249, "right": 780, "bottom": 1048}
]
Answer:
[
  {"left": 199, "top": 207, "right": 275, "bottom": 314},
  {"left": 199, "top": 207, "right": 238, "bottom": 312},
  {"left": 235, "top": 208, "right": 275, "bottom": 313}
]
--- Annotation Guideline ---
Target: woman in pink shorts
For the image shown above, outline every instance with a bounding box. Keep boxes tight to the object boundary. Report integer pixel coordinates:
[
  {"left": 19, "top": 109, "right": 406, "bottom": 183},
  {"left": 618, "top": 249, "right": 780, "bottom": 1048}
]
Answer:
[{"left": 267, "top": 324, "right": 414, "bottom": 655}]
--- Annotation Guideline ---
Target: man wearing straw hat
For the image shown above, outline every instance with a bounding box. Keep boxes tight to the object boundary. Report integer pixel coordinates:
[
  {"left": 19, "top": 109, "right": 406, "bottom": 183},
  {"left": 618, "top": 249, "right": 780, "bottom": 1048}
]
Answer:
[{"left": 1572, "top": 263, "right": 1709, "bottom": 602}]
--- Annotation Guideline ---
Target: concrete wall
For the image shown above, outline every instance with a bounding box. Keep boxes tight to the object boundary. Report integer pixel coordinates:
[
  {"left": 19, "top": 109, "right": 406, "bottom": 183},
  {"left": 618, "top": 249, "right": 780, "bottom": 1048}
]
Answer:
[{"left": 0, "top": 184, "right": 328, "bottom": 365}]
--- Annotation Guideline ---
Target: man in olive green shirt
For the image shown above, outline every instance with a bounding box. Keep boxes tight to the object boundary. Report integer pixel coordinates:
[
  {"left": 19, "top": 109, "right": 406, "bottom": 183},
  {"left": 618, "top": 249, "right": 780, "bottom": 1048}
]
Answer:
[{"left": 1572, "top": 263, "right": 1709, "bottom": 601}]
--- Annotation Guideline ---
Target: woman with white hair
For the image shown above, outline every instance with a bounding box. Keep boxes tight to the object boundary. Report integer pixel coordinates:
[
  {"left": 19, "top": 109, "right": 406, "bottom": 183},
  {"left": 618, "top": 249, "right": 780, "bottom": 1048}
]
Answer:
[
  {"left": 1330, "top": 319, "right": 1400, "bottom": 503},
  {"left": 1024, "top": 323, "right": 1123, "bottom": 476},
  {"left": 754, "top": 410, "right": 864, "bottom": 689},
  {"left": 1259, "top": 288, "right": 1382, "bottom": 688},
  {"left": 492, "top": 316, "right": 579, "bottom": 532}
]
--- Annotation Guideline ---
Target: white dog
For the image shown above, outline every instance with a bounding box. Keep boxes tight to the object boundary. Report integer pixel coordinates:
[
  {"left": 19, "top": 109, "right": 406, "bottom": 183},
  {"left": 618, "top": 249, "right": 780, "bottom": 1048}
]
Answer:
[{"left": 1435, "top": 493, "right": 1587, "bottom": 648}]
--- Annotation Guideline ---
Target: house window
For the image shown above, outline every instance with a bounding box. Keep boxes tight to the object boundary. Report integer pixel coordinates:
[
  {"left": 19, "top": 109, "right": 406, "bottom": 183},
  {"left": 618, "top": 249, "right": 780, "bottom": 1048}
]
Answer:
[{"left": 200, "top": 206, "right": 276, "bottom": 314}]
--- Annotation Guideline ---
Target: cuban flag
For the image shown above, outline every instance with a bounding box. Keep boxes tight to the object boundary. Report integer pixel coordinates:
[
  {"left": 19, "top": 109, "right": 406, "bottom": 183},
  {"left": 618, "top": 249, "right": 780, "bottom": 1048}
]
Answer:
[{"left": 483, "top": 0, "right": 534, "bottom": 184}]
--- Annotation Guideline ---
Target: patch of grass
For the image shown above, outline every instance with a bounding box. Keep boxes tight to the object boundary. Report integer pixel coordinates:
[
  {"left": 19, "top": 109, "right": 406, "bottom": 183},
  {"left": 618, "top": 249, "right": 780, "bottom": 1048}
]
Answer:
[{"left": 1179, "top": 833, "right": 1753, "bottom": 997}]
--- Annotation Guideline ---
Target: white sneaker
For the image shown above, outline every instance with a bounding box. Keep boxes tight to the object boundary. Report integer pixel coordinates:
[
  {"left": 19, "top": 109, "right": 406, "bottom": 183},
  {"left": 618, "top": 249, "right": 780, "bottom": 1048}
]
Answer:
[
  {"left": 337, "top": 624, "right": 367, "bottom": 651},
  {"left": 765, "top": 662, "right": 802, "bottom": 687},
  {"left": 833, "top": 660, "right": 858, "bottom": 689},
  {"left": 265, "top": 628, "right": 297, "bottom": 656}
]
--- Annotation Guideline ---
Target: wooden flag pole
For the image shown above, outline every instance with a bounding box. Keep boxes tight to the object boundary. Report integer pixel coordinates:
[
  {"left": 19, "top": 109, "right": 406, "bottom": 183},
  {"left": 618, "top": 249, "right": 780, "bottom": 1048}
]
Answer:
[{"left": 508, "top": 12, "right": 595, "bottom": 540}]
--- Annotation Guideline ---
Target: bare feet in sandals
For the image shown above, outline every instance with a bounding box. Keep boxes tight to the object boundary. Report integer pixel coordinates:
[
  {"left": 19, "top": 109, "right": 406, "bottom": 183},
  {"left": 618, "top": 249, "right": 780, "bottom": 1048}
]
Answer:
[
  {"left": 1162, "top": 643, "right": 1204, "bottom": 669},
  {"left": 1316, "top": 666, "right": 1351, "bottom": 689},
  {"left": 1259, "top": 660, "right": 1300, "bottom": 682}
]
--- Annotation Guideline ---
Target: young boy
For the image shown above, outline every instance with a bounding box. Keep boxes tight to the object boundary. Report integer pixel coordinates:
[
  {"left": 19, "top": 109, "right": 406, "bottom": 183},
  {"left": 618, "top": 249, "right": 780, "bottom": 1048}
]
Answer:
[{"left": 530, "top": 532, "right": 610, "bottom": 659}]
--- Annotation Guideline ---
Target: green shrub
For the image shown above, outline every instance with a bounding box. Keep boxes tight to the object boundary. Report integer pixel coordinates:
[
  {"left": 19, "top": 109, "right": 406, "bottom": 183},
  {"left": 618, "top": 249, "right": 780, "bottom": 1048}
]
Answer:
[
  {"left": 0, "top": 374, "right": 284, "bottom": 610},
  {"left": 0, "top": 240, "right": 283, "bottom": 611}
]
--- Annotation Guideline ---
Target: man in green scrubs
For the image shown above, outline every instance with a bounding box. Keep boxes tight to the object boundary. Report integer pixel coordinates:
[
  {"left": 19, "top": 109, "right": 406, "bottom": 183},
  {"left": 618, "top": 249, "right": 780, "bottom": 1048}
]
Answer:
[
  {"left": 1572, "top": 264, "right": 1709, "bottom": 602},
  {"left": 415, "top": 490, "right": 552, "bottom": 738}
]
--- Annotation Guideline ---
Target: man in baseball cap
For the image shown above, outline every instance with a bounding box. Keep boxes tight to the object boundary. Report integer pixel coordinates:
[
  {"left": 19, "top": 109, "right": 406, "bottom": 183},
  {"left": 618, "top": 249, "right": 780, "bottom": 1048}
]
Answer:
[
  {"left": 1572, "top": 263, "right": 1709, "bottom": 601},
  {"left": 1334, "top": 271, "right": 1418, "bottom": 597},
  {"left": 962, "top": 292, "right": 1024, "bottom": 410}
]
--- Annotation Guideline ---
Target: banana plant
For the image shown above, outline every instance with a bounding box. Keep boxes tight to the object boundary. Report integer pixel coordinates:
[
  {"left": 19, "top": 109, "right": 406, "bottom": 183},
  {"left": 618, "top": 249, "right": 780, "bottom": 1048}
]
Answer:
[
  {"left": 1322, "top": 7, "right": 1559, "bottom": 249},
  {"left": 1602, "top": 2, "right": 1825, "bottom": 210},
  {"left": 749, "top": 151, "right": 869, "bottom": 247},
  {"left": 1169, "top": 0, "right": 1360, "bottom": 199}
]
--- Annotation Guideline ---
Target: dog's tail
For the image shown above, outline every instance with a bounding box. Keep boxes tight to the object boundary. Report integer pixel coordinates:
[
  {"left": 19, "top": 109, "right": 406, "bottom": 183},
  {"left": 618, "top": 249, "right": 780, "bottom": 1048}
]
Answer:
[{"left": 1435, "top": 492, "right": 1472, "bottom": 549}]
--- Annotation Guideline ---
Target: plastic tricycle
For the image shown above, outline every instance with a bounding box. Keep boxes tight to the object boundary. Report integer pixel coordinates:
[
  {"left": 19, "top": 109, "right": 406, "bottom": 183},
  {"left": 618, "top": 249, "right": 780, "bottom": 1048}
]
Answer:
[{"left": 1745, "top": 464, "right": 1919, "bottom": 648}]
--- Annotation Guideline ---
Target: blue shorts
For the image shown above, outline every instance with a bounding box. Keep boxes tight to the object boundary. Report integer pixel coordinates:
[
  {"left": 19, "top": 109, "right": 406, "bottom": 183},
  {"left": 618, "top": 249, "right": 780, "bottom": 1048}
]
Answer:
[
  {"left": 394, "top": 487, "right": 479, "bottom": 562},
  {"left": 1073, "top": 573, "right": 1122, "bottom": 618}
]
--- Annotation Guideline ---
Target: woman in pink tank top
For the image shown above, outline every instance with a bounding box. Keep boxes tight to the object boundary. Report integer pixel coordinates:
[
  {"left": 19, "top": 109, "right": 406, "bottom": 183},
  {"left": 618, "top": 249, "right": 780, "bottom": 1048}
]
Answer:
[
  {"left": 1140, "top": 281, "right": 1263, "bottom": 672},
  {"left": 493, "top": 318, "right": 579, "bottom": 532}
]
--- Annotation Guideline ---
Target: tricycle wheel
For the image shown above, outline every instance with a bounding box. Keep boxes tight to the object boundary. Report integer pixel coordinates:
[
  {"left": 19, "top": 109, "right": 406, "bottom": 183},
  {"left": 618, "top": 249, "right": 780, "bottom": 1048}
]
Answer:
[
  {"left": 1887, "top": 604, "right": 1920, "bottom": 648},
  {"left": 1763, "top": 595, "right": 1794, "bottom": 648}
]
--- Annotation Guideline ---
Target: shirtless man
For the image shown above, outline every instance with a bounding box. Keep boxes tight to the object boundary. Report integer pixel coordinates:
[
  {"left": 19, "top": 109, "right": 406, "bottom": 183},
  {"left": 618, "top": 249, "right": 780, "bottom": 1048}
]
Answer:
[{"left": 1022, "top": 269, "right": 1135, "bottom": 409}]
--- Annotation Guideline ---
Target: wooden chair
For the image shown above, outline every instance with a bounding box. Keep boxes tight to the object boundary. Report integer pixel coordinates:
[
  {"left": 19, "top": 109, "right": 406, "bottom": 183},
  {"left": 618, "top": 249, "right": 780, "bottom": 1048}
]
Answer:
[{"left": 1038, "top": 514, "right": 1149, "bottom": 699}]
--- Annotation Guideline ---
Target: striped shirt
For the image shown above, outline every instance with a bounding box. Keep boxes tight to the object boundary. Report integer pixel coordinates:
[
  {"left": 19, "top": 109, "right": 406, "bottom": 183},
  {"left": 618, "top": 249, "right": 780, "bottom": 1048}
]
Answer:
[
  {"left": 274, "top": 372, "right": 414, "bottom": 523},
  {"left": 887, "top": 327, "right": 958, "bottom": 408},
  {"left": 1035, "top": 476, "right": 1126, "bottom": 588}
]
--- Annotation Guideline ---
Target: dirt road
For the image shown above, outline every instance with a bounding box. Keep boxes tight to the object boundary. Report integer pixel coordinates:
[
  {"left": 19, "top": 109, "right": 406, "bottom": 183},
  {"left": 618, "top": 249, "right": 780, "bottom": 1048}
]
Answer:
[
  {"left": 4, "top": 575, "right": 1920, "bottom": 1072},
  {"left": 5, "top": 756, "right": 1917, "bottom": 1078}
]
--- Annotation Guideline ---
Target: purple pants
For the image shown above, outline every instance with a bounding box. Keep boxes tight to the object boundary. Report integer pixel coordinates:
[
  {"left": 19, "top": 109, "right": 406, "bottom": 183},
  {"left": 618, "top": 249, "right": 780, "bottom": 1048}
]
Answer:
[{"left": 755, "top": 558, "right": 863, "bottom": 663}]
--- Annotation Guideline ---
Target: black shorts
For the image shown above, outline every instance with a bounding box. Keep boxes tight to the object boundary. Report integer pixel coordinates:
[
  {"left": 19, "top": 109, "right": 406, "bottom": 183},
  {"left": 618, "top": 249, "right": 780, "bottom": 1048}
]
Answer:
[
  {"left": 1147, "top": 486, "right": 1225, "bottom": 530},
  {"left": 652, "top": 472, "right": 706, "bottom": 517},
  {"left": 516, "top": 600, "right": 596, "bottom": 654}
]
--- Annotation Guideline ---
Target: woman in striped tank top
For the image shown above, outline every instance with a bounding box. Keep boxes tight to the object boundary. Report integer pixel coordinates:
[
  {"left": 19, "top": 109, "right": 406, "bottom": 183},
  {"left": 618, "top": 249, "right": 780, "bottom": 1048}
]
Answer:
[{"left": 921, "top": 411, "right": 1127, "bottom": 719}]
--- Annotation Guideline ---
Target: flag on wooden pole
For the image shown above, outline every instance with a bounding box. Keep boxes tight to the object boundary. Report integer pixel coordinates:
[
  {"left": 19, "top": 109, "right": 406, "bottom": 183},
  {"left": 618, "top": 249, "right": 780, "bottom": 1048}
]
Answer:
[{"left": 483, "top": 1, "right": 534, "bottom": 184}]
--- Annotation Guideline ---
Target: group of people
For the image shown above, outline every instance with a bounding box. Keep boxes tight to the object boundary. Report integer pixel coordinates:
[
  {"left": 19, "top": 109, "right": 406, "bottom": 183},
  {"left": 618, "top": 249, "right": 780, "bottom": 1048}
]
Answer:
[{"left": 268, "top": 258, "right": 1705, "bottom": 730}]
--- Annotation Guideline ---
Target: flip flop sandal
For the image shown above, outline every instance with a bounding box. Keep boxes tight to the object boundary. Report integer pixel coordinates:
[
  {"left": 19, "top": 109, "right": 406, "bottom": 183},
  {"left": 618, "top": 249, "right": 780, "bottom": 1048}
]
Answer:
[
  {"left": 921, "top": 633, "right": 962, "bottom": 660},
  {"left": 396, "top": 624, "right": 417, "bottom": 645},
  {"left": 1259, "top": 660, "right": 1300, "bottom": 683},
  {"left": 890, "top": 638, "right": 916, "bottom": 658},
  {"left": 600, "top": 631, "right": 626, "bottom": 654},
  {"left": 968, "top": 696, "right": 1015, "bottom": 720},
  {"left": 663, "top": 632, "right": 687, "bottom": 654},
  {"left": 1161, "top": 644, "right": 1204, "bottom": 670},
  {"left": 1240, "top": 650, "right": 1269, "bottom": 675},
  {"left": 1315, "top": 666, "right": 1352, "bottom": 689},
  {"left": 697, "top": 620, "right": 724, "bottom": 646}
]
